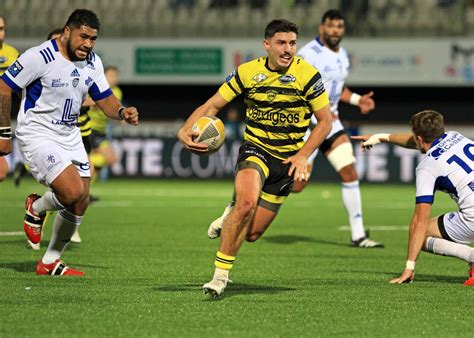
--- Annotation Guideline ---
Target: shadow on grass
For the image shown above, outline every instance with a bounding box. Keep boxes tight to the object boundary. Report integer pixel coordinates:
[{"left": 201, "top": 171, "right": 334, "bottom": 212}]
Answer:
[
  {"left": 262, "top": 234, "right": 347, "bottom": 247},
  {"left": 153, "top": 283, "right": 296, "bottom": 299},
  {"left": 0, "top": 261, "right": 37, "bottom": 273},
  {"left": 341, "top": 269, "right": 466, "bottom": 284}
]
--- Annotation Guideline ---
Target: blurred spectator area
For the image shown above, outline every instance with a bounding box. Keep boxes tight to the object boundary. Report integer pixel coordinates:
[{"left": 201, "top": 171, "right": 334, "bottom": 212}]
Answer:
[{"left": 2, "top": 0, "right": 474, "bottom": 38}]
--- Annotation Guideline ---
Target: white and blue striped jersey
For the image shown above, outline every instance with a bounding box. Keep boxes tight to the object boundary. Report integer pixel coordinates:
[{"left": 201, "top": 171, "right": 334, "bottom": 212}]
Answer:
[
  {"left": 1, "top": 39, "right": 112, "bottom": 147},
  {"left": 416, "top": 131, "right": 474, "bottom": 224},
  {"left": 298, "top": 37, "right": 350, "bottom": 122}
]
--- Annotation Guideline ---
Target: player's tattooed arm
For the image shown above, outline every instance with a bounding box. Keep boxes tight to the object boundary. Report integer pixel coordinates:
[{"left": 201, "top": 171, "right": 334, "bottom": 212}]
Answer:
[{"left": 0, "top": 80, "right": 13, "bottom": 155}]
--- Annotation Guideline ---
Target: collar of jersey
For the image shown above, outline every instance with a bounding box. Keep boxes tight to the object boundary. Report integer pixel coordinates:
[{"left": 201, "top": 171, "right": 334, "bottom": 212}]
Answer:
[
  {"left": 264, "top": 57, "right": 291, "bottom": 74},
  {"left": 429, "top": 133, "right": 448, "bottom": 149}
]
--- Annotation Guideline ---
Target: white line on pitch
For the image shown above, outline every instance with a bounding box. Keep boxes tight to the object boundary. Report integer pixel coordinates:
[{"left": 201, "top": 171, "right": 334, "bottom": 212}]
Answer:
[
  {"left": 0, "top": 231, "right": 24, "bottom": 236},
  {"left": 338, "top": 225, "right": 408, "bottom": 231}
]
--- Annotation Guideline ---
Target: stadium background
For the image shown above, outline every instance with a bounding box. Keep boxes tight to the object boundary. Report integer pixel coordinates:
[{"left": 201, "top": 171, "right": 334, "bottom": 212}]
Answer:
[
  {"left": 1, "top": 2, "right": 474, "bottom": 337},
  {"left": 2, "top": 0, "right": 474, "bottom": 182}
]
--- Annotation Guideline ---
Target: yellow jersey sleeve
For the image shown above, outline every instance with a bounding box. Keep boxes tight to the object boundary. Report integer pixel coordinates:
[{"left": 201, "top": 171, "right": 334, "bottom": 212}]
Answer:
[
  {"left": 304, "top": 71, "right": 329, "bottom": 112},
  {"left": 0, "top": 43, "right": 20, "bottom": 75},
  {"left": 218, "top": 68, "right": 244, "bottom": 102}
]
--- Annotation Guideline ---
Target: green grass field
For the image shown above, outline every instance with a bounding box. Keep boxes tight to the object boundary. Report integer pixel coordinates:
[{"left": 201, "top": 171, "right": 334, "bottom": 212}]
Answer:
[{"left": 0, "top": 178, "right": 471, "bottom": 337}]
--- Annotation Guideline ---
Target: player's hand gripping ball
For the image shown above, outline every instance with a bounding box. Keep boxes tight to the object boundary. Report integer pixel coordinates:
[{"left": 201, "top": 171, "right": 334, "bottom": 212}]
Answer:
[{"left": 191, "top": 116, "right": 225, "bottom": 155}]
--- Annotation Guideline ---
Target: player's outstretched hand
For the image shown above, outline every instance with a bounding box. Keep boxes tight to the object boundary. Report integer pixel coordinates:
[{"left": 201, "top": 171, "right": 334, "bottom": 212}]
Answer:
[
  {"left": 359, "top": 91, "right": 375, "bottom": 114},
  {"left": 177, "top": 128, "right": 209, "bottom": 154},
  {"left": 122, "top": 107, "right": 139, "bottom": 125},
  {"left": 389, "top": 269, "right": 414, "bottom": 284},
  {"left": 283, "top": 154, "right": 308, "bottom": 182},
  {"left": 0, "top": 139, "right": 12, "bottom": 156},
  {"left": 351, "top": 133, "right": 390, "bottom": 151}
]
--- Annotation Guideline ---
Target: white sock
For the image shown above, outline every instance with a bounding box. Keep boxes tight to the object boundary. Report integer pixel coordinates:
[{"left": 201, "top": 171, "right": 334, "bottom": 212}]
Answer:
[
  {"left": 424, "top": 237, "right": 474, "bottom": 263},
  {"left": 341, "top": 181, "right": 366, "bottom": 241},
  {"left": 32, "top": 190, "right": 64, "bottom": 216},
  {"left": 42, "top": 209, "right": 82, "bottom": 264},
  {"left": 214, "top": 267, "right": 229, "bottom": 279}
]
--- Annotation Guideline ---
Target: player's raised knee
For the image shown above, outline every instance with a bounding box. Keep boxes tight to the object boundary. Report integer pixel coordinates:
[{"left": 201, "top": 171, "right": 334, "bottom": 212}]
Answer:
[
  {"left": 55, "top": 185, "right": 86, "bottom": 206},
  {"left": 245, "top": 232, "right": 262, "bottom": 242}
]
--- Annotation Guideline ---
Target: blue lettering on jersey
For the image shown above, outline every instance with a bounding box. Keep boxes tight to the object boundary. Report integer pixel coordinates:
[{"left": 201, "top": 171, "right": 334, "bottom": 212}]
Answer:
[
  {"left": 60, "top": 98, "right": 78, "bottom": 123},
  {"left": 70, "top": 69, "right": 80, "bottom": 77},
  {"left": 52, "top": 79, "right": 68, "bottom": 88},
  {"left": 7, "top": 61, "right": 23, "bottom": 77}
]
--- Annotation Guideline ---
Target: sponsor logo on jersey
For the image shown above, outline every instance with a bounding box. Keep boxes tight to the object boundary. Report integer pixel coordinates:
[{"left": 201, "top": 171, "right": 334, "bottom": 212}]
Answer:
[
  {"left": 225, "top": 69, "right": 237, "bottom": 82},
  {"left": 85, "top": 76, "right": 93, "bottom": 86},
  {"left": 252, "top": 73, "right": 267, "bottom": 83},
  {"left": 244, "top": 147, "right": 267, "bottom": 163},
  {"left": 52, "top": 79, "right": 68, "bottom": 88},
  {"left": 248, "top": 108, "right": 300, "bottom": 126},
  {"left": 313, "top": 78, "right": 324, "bottom": 93},
  {"left": 278, "top": 74, "right": 295, "bottom": 84},
  {"left": 429, "top": 147, "right": 445, "bottom": 160},
  {"left": 47, "top": 155, "right": 56, "bottom": 164},
  {"left": 7, "top": 61, "right": 23, "bottom": 77},
  {"left": 70, "top": 68, "right": 80, "bottom": 77},
  {"left": 45, "top": 153, "right": 61, "bottom": 171},
  {"left": 469, "top": 181, "right": 474, "bottom": 192},
  {"left": 72, "top": 78, "right": 79, "bottom": 88},
  {"left": 79, "top": 162, "right": 90, "bottom": 171},
  {"left": 266, "top": 90, "right": 278, "bottom": 102}
]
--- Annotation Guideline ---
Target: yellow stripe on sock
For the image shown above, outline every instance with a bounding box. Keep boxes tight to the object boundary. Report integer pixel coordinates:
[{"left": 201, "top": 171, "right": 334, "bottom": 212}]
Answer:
[{"left": 214, "top": 251, "right": 235, "bottom": 270}]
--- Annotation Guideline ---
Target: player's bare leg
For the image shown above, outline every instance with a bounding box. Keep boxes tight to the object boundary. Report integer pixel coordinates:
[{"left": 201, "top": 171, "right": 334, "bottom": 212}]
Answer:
[
  {"left": 326, "top": 134, "right": 383, "bottom": 248},
  {"left": 203, "top": 168, "right": 262, "bottom": 299},
  {"left": 245, "top": 206, "right": 278, "bottom": 242},
  {"left": 29, "top": 165, "right": 90, "bottom": 276},
  {"left": 0, "top": 157, "right": 8, "bottom": 182},
  {"left": 423, "top": 216, "right": 474, "bottom": 286}
]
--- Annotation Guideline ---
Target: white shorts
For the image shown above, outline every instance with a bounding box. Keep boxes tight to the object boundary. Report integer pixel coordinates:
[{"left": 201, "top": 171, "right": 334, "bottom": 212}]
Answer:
[
  {"left": 440, "top": 212, "right": 474, "bottom": 245},
  {"left": 306, "top": 119, "right": 344, "bottom": 164},
  {"left": 19, "top": 139, "right": 90, "bottom": 186}
]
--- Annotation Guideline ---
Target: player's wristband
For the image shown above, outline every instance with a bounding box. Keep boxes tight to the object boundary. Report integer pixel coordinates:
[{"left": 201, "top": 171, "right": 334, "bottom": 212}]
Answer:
[
  {"left": 0, "top": 127, "right": 12, "bottom": 140},
  {"left": 405, "top": 260, "right": 416, "bottom": 270},
  {"left": 118, "top": 106, "right": 125, "bottom": 120},
  {"left": 349, "top": 93, "right": 362, "bottom": 106}
]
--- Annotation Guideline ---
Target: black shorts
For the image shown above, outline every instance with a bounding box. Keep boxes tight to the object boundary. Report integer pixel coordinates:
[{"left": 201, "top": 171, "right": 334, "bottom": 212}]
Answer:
[
  {"left": 90, "top": 131, "right": 108, "bottom": 150},
  {"left": 236, "top": 142, "right": 293, "bottom": 212}
]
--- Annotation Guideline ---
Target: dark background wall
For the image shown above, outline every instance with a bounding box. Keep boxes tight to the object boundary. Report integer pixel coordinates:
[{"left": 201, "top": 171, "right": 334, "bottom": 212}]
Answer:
[{"left": 120, "top": 85, "right": 474, "bottom": 124}]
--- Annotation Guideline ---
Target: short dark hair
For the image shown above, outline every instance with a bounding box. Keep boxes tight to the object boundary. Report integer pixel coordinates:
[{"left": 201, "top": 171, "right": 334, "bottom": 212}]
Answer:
[
  {"left": 264, "top": 19, "right": 298, "bottom": 39},
  {"left": 47, "top": 28, "right": 63, "bottom": 40},
  {"left": 410, "top": 110, "right": 445, "bottom": 143},
  {"left": 65, "top": 9, "right": 100, "bottom": 31},
  {"left": 321, "top": 9, "right": 345, "bottom": 24}
]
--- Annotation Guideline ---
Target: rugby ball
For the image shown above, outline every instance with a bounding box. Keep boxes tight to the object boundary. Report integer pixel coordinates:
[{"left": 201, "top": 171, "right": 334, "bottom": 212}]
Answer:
[{"left": 191, "top": 116, "right": 225, "bottom": 155}]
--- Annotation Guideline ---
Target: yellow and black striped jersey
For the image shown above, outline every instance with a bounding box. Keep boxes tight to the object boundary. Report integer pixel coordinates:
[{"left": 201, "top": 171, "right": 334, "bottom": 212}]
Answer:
[
  {"left": 0, "top": 43, "right": 19, "bottom": 75},
  {"left": 78, "top": 106, "right": 92, "bottom": 137},
  {"left": 219, "top": 56, "right": 329, "bottom": 159}
]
